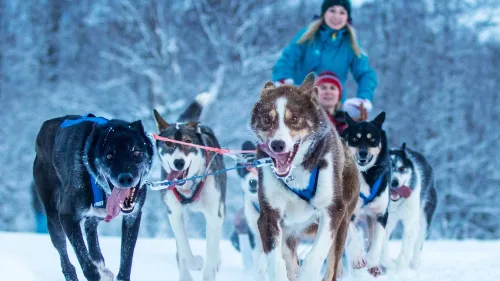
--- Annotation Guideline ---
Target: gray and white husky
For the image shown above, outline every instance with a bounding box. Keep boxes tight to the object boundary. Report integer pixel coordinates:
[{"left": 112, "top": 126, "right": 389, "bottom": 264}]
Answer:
[
  {"left": 382, "top": 143, "right": 438, "bottom": 271},
  {"left": 153, "top": 93, "right": 226, "bottom": 281}
]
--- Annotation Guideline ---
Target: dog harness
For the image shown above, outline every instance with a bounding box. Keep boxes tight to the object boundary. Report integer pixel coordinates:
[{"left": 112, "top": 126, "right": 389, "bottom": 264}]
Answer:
[
  {"left": 60, "top": 114, "right": 108, "bottom": 208},
  {"left": 360, "top": 175, "right": 384, "bottom": 207},
  {"left": 280, "top": 166, "right": 320, "bottom": 203},
  {"left": 252, "top": 201, "right": 260, "bottom": 213},
  {"left": 169, "top": 150, "right": 211, "bottom": 204}
]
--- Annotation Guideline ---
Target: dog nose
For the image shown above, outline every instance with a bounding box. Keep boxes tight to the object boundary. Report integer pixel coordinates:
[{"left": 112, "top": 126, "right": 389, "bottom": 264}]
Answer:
[
  {"left": 392, "top": 179, "right": 399, "bottom": 187},
  {"left": 358, "top": 150, "right": 368, "bottom": 158},
  {"left": 249, "top": 179, "right": 258, "bottom": 192},
  {"left": 118, "top": 173, "right": 134, "bottom": 186},
  {"left": 173, "top": 159, "right": 185, "bottom": 170},
  {"left": 270, "top": 140, "right": 286, "bottom": 153}
]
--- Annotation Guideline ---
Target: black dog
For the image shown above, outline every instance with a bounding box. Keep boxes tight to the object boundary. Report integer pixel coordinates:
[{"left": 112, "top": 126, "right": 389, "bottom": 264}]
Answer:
[
  {"left": 33, "top": 114, "right": 154, "bottom": 281},
  {"left": 342, "top": 112, "right": 391, "bottom": 276}
]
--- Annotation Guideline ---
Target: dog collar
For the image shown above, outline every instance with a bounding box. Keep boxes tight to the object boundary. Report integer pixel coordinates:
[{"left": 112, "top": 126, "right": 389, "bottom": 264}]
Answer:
[
  {"left": 281, "top": 166, "right": 319, "bottom": 203},
  {"left": 60, "top": 114, "right": 109, "bottom": 208},
  {"left": 360, "top": 174, "right": 384, "bottom": 207}
]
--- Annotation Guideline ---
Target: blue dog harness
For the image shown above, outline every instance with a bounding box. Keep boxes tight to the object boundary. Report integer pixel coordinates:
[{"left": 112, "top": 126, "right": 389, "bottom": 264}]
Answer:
[
  {"left": 60, "top": 114, "right": 109, "bottom": 208},
  {"left": 359, "top": 175, "right": 384, "bottom": 207},
  {"left": 280, "top": 166, "right": 320, "bottom": 203},
  {"left": 252, "top": 201, "right": 260, "bottom": 213}
]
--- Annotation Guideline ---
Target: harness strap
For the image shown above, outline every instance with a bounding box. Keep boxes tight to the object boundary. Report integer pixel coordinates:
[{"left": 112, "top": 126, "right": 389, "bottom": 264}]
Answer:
[
  {"left": 281, "top": 166, "right": 320, "bottom": 203},
  {"left": 360, "top": 175, "right": 384, "bottom": 207},
  {"left": 60, "top": 114, "right": 108, "bottom": 128},
  {"left": 170, "top": 150, "right": 211, "bottom": 204},
  {"left": 252, "top": 201, "right": 260, "bottom": 213}
]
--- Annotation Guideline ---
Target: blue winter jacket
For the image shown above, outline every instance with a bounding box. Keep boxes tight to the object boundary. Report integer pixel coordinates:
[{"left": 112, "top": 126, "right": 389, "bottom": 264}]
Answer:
[{"left": 272, "top": 25, "right": 378, "bottom": 102}]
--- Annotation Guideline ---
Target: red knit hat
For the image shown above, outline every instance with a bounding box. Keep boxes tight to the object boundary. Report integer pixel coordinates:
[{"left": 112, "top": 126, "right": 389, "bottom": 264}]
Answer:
[{"left": 314, "top": 71, "right": 343, "bottom": 101}]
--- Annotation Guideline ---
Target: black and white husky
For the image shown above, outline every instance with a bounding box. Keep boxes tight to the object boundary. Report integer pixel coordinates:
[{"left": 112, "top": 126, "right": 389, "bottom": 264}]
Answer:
[
  {"left": 381, "top": 143, "right": 438, "bottom": 271},
  {"left": 232, "top": 141, "right": 265, "bottom": 278},
  {"left": 153, "top": 94, "right": 226, "bottom": 281}
]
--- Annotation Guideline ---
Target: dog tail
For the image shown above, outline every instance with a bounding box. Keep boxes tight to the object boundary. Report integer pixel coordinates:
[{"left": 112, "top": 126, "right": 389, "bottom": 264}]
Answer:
[{"left": 177, "top": 92, "right": 215, "bottom": 123}]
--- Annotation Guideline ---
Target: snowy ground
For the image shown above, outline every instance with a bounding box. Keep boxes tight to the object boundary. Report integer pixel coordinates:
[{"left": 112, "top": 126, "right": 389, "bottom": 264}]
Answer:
[{"left": 1, "top": 232, "right": 499, "bottom": 281}]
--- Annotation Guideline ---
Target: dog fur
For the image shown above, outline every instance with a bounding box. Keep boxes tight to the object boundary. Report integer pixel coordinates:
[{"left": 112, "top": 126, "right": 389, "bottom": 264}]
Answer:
[
  {"left": 153, "top": 94, "right": 226, "bottom": 281},
  {"left": 250, "top": 73, "right": 359, "bottom": 281},
  {"left": 343, "top": 112, "right": 391, "bottom": 277},
  {"left": 33, "top": 115, "right": 154, "bottom": 281},
  {"left": 381, "top": 143, "right": 438, "bottom": 271}
]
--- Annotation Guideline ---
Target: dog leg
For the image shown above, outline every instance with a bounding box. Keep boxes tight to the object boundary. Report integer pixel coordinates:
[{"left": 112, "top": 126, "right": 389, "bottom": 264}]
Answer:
[
  {"left": 258, "top": 209, "right": 287, "bottom": 281},
  {"left": 282, "top": 236, "right": 299, "bottom": 281},
  {"left": 410, "top": 215, "right": 427, "bottom": 270},
  {"left": 366, "top": 213, "right": 387, "bottom": 277},
  {"left": 380, "top": 215, "right": 398, "bottom": 269},
  {"left": 60, "top": 213, "right": 108, "bottom": 281},
  {"left": 84, "top": 217, "right": 114, "bottom": 281},
  {"left": 249, "top": 225, "right": 266, "bottom": 281},
  {"left": 84, "top": 218, "right": 105, "bottom": 265},
  {"left": 46, "top": 211, "right": 79, "bottom": 281},
  {"left": 202, "top": 213, "right": 223, "bottom": 281},
  {"left": 116, "top": 211, "right": 143, "bottom": 281},
  {"left": 252, "top": 247, "right": 267, "bottom": 281},
  {"left": 297, "top": 210, "right": 337, "bottom": 281},
  {"left": 346, "top": 221, "right": 367, "bottom": 271},
  {"left": 396, "top": 217, "right": 419, "bottom": 271},
  {"left": 324, "top": 218, "right": 349, "bottom": 281},
  {"left": 169, "top": 208, "right": 197, "bottom": 281}
]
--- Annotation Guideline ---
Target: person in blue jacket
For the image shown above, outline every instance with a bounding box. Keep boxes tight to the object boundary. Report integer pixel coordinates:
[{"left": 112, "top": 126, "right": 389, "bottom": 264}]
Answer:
[{"left": 272, "top": 0, "right": 378, "bottom": 118}]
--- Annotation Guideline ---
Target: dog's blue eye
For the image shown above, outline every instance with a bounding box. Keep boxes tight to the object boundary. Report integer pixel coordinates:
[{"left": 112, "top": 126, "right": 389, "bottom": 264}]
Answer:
[
  {"left": 106, "top": 154, "right": 113, "bottom": 160},
  {"left": 352, "top": 138, "right": 358, "bottom": 142},
  {"left": 370, "top": 138, "right": 375, "bottom": 142},
  {"left": 133, "top": 151, "right": 142, "bottom": 157}
]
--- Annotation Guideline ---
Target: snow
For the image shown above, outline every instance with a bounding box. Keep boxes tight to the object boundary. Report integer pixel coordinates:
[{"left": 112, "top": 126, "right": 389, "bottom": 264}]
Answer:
[{"left": 1, "top": 232, "right": 499, "bottom": 281}]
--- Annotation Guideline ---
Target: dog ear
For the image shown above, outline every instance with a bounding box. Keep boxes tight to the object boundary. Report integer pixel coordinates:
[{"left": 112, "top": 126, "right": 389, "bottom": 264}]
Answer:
[
  {"left": 309, "top": 86, "right": 319, "bottom": 101},
  {"left": 299, "top": 72, "right": 315, "bottom": 92},
  {"left": 153, "top": 109, "right": 169, "bottom": 131},
  {"left": 401, "top": 142, "right": 407, "bottom": 151},
  {"left": 242, "top": 140, "right": 256, "bottom": 151},
  {"left": 131, "top": 120, "right": 145, "bottom": 133},
  {"left": 371, "top": 112, "right": 386, "bottom": 128},
  {"left": 263, "top": 81, "right": 275, "bottom": 90},
  {"left": 260, "top": 81, "right": 275, "bottom": 99},
  {"left": 344, "top": 111, "right": 355, "bottom": 127}
]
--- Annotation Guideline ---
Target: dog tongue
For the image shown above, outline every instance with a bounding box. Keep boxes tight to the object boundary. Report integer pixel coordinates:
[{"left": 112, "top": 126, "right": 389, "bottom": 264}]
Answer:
[
  {"left": 391, "top": 186, "right": 412, "bottom": 199},
  {"left": 105, "top": 188, "right": 132, "bottom": 223},
  {"left": 167, "top": 170, "right": 184, "bottom": 182},
  {"left": 259, "top": 143, "right": 289, "bottom": 174}
]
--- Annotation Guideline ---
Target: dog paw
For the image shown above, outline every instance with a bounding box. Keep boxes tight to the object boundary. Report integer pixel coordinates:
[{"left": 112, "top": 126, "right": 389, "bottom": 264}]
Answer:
[
  {"left": 368, "top": 266, "right": 382, "bottom": 277},
  {"left": 95, "top": 262, "right": 114, "bottom": 281},
  {"left": 217, "top": 256, "right": 222, "bottom": 272},
  {"left": 190, "top": 255, "right": 204, "bottom": 271},
  {"left": 352, "top": 256, "right": 367, "bottom": 269},
  {"left": 202, "top": 266, "right": 217, "bottom": 281},
  {"left": 98, "top": 267, "right": 114, "bottom": 281}
]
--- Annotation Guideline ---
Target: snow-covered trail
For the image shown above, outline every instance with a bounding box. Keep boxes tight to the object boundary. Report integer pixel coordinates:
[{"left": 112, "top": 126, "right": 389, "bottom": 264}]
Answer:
[{"left": 1, "top": 232, "right": 499, "bottom": 281}]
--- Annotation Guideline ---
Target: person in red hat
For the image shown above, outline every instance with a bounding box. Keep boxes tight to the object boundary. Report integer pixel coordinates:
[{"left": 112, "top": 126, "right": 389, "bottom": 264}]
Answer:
[{"left": 314, "top": 71, "right": 348, "bottom": 134}]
